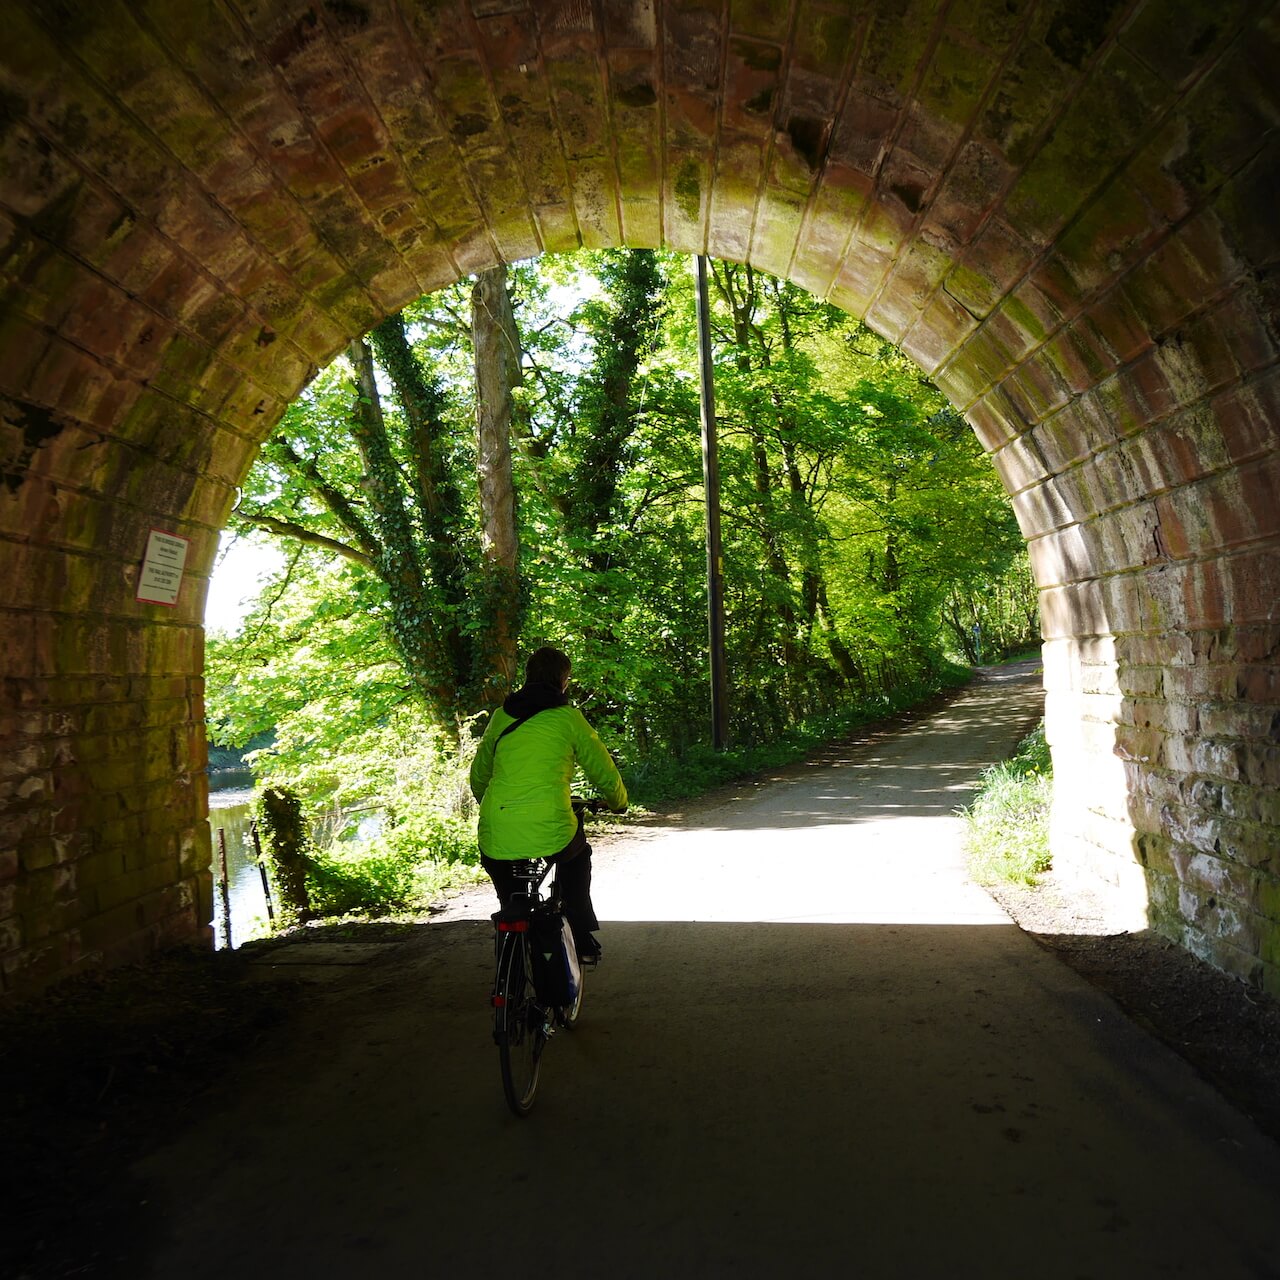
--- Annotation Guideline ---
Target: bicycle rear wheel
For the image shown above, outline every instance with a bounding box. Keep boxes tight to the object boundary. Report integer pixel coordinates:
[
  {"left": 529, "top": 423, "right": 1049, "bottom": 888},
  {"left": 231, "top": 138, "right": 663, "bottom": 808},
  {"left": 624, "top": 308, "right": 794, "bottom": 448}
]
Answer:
[{"left": 495, "top": 934, "right": 544, "bottom": 1116}]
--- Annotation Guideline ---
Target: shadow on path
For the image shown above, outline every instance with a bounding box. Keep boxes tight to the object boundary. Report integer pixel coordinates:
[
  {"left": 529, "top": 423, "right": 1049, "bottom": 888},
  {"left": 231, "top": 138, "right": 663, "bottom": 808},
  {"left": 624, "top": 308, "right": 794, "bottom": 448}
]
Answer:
[
  {"left": 124, "top": 663, "right": 1280, "bottom": 1279},
  {"left": 129, "top": 914, "right": 1280, "bottom": 1280}
]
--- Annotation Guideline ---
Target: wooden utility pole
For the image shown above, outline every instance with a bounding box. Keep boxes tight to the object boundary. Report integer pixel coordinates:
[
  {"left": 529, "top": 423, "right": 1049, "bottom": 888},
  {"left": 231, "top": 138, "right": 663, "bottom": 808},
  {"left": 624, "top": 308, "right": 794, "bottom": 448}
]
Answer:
[
  {"left": 695, "top": 255, "right": 729, "bottom": 750},
  {"left": 216, "top": 827, "right": 233, "bottom": 950}
]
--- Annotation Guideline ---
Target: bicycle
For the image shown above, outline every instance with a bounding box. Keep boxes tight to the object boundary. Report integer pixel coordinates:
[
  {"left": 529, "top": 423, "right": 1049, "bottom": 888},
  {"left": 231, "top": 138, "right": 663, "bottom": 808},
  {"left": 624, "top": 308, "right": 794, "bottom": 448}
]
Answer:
[{"left": 490, "top": 798, "right": 602, "bottom": 1116}]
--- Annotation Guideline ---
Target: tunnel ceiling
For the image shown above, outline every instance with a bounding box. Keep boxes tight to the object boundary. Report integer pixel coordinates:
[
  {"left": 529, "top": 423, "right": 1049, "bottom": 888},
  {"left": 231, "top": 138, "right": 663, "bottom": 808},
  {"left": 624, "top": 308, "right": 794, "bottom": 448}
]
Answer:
[{"left": 1, "top": 0, "right": 1270, "bottom": 539}]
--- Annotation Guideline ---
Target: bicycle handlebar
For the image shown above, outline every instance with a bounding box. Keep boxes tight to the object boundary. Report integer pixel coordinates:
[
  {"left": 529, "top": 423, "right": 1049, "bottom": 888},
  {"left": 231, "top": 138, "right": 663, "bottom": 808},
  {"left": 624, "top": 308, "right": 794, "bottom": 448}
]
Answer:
[{"left": 571, "top": 795, "right": 624, "bottom": 815}]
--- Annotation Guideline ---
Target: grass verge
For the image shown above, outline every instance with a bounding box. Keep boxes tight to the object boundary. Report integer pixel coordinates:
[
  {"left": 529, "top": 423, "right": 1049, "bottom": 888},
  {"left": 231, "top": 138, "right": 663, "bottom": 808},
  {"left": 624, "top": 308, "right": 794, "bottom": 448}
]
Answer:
[{"left": 961, "top": 721, "right": 1053, "bottom": 886}]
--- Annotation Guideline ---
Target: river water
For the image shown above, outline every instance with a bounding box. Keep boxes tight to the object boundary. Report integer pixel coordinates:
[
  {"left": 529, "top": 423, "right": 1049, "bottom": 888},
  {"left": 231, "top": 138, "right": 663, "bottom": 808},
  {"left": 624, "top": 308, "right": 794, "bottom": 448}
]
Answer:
[{"left": 207, "top": 785, "right": 273, "bottom": 949}]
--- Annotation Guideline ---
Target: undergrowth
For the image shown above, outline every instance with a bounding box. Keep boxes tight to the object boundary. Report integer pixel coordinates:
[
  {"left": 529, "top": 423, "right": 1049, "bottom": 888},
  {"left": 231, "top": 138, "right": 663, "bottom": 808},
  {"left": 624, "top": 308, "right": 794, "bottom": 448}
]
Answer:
[
  {"left": 622, "top": 664, "right": 970, "bottom": 804},
  {"left": 306, "top": 816, "right": 486, "bottom": 917},
  {"left": 961, "top": 721, "right": 1053, "bottom": 885}
]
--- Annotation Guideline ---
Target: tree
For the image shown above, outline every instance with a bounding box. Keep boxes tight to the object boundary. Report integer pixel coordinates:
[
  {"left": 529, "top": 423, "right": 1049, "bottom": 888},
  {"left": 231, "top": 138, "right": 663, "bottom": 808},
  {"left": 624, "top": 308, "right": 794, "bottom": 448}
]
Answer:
[
  {"left": 229, "top": 271, "right": 526, "bottom": 731},
  {"left": 565, "top": 249, "right": 665, "bottom": 570}
]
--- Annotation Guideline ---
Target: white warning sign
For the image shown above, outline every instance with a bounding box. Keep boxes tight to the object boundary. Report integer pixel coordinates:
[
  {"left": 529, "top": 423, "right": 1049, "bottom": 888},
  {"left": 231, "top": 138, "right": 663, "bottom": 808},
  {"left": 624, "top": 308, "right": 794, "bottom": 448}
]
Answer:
[{"left": 136, "top": 528, "right": 189, "bottom": 606}]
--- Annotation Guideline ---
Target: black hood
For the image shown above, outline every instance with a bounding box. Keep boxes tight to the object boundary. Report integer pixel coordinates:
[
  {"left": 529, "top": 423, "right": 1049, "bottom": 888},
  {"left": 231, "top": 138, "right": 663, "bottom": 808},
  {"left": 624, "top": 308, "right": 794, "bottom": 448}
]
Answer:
[{"left": 502, "top": 680, "right": 568, "bottom": 719}]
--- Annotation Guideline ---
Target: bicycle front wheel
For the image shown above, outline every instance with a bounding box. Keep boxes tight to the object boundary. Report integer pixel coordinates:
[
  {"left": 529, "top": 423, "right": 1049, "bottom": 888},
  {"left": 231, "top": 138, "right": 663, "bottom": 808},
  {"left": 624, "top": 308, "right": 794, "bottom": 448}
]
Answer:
[{"left": 495, "top": 934, "right": 544, "bottom": 1116}]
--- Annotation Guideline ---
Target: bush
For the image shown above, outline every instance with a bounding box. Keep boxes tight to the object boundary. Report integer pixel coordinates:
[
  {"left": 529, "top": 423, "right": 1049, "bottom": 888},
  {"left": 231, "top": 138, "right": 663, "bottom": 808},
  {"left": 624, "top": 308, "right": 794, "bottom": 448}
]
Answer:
[
  {"left": 305, "top": 808, "right": 483, "bottom": 916},
  {"left": 961, "top": 723, "right": 1053, "bottom": 885}
]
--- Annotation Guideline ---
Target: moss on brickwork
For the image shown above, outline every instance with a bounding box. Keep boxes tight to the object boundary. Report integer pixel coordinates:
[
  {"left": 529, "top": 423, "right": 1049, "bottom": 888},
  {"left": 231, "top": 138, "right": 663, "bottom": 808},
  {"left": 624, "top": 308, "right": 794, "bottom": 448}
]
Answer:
[
  {"left": 430, "top": 56, "right": 497, "bottom": 139},
  {"left": 674, "top": 158, "right": 703, "bottom": 225},
  {"left": 546, "top": 59, "right": 606, "bottom": 156},
  {"left": 728, "top": 35, "right": 781, "bottom": 73},
  {"left": 1041, "top": 329, "right": 1108, "bottom": 395},
  {"left": 1054, "top": 179, "right": 1164, "bottom": 294},
  {"left": 1172, "top": 55, "right": 1270, "bottom": 199},
  {"left": 792, "top": 6, "right": 855, "bottom": 78},
  {"left": 945, "top": 264, "right": 999, "bottom": 319},
  {"left": 1041, "top": 0, "right": 1126, "bottom": 70},
  {"left": 861, "top": 1, "right": 934, "bottom": 97},
  {"left": 919, "top": 34, "right": 997, "bottom": 130},
  {"left": 1005, "top": 50, "right": 1166, "bottom": 241},
  {"left": 730, "top": 0, "right": 789, "bottom": 43},
  {"left": 1122, "top": 0, "right": 1247, "bottom": 83},
  {"left": 983, "top": 38, "right": 1075, "bottom": 168},
  {"left": 535, "top": 204, "right": 581, "bottom": 254},
  {"left": 753, "top": 192, "right": 807, "bottom": 276},
  {"left": 998, "top": 294, "right": 1051, "bottom": 348},
  {"left": 615, "top": 126, "right": 662, "bottom": 199}
]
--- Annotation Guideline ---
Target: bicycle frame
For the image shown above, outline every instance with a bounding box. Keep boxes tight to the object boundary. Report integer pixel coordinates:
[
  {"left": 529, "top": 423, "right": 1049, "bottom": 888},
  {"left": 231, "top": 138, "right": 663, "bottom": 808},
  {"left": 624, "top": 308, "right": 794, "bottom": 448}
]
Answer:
[
  {"left": 489, "top": 799, "right": 602, "bottom": 1115},
  {"left": 491, "top": 858, "right": 558, "bottom": 1031}
]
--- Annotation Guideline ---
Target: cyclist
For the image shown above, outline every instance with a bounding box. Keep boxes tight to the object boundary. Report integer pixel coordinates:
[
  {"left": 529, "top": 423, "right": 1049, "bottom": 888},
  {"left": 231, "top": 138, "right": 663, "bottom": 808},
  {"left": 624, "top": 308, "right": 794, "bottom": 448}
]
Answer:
[{"left": 470, "top": 646, "right": 627, "bottom": 963}]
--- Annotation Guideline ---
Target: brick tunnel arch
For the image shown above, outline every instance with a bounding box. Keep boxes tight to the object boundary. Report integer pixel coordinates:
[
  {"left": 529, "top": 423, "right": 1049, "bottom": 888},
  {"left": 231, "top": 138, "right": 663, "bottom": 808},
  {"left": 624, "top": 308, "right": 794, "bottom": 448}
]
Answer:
[{"left": 1, "top": 1, "right": 1276, "bottom": 998}]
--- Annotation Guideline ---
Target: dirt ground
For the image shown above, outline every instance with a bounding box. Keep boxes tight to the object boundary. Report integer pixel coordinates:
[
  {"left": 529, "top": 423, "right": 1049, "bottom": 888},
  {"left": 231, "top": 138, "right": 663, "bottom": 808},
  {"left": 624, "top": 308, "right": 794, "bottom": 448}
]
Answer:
[
  {"left": 3, "top": 669, "right": 1279, "bottom": 1278},
  {"left": 987, "top": 873, "right": 1280, "bottom": 1145}
]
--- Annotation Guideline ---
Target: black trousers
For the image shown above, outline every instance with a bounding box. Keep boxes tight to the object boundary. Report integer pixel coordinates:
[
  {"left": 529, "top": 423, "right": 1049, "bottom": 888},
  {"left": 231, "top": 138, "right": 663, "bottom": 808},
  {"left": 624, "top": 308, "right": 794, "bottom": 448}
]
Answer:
[{"left": 480, "top": 815, "right": 600, "bottom": 948}]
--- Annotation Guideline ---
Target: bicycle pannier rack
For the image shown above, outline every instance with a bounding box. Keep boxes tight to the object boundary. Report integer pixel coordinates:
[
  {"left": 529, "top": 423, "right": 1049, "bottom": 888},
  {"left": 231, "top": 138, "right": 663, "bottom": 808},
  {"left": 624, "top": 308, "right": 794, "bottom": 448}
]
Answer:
[{"left": 530, "top": 905, "right": 581, "bottom": 1008}]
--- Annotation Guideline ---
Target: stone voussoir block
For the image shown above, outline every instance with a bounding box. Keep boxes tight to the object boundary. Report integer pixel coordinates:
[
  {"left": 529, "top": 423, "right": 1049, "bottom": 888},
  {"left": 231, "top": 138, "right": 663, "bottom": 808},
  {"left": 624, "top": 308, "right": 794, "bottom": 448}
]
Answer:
[
  {"left": 1235, "top": 663, "right": 1280, "bottom": 704},
  {"left": 0, "top": 915, "right": 23, "bottom": 955},
  {"left": 1198, "top": 701, "right": 1280, "bottom": 742},
  {"left": 0, "top": 936, "right": 81, "bottom": 996}
]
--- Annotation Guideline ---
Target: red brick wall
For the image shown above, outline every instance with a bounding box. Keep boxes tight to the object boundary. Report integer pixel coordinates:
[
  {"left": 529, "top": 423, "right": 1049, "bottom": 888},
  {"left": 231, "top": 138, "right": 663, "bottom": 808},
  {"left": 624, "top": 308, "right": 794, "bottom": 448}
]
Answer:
[{"left": 1, "top": 0, "right": 1276, "bottom": 996}]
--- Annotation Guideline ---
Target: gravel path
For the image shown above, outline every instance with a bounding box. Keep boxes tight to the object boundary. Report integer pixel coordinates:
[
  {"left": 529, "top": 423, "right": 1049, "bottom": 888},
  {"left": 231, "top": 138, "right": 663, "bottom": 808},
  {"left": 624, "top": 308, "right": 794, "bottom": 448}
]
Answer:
[{"left": 133, "top": 666, "right": 1280, "bottom": 1279}]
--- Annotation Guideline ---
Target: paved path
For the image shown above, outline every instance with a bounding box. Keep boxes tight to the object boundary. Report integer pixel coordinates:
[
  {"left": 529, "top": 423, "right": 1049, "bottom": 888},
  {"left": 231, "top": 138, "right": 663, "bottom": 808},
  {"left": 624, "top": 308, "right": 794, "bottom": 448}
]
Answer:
[{"left": 137, "top": 667, "right": 1280, "bottom": 1278}]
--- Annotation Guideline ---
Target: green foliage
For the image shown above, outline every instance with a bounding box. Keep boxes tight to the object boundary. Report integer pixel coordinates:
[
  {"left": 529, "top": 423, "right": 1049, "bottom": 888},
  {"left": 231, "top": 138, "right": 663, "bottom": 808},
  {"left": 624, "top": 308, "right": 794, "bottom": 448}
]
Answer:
[
  {"left": 207, "top": 555, "right": 409, "bottom": 771},
  {"left": 269, "top": 716, "right": 484, "bottom": 917},
  {"left": 229, "top": 300, "right": 513, "bottom": 727},
  {"left": 209, "top": 249, "right": 1041, "bottom": 919},
  {"left": 961, "top": 723, "right": 1053, "bottom": 885},
  {"left": 624, "top": 664, "right": 970, "bottom": 804},
  {"left": 255, "top": 786, "right": 317, "bottom": 916},
  {"left": 306, "top": 821, "right": 485, "bottom": 917},
  {"left": 207, "top": 732, "right": 271, "bottom": 772}
]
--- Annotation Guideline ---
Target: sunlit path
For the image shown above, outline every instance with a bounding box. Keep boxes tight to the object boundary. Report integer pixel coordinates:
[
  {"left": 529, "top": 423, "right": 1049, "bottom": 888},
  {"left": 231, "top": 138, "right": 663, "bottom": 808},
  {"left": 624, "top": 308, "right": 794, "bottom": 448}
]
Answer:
[
  {"left": 587, "top": 669, "right": 1042, "bottom": 929},
  {"left": 134, "top": 667, "right": 1280, "bottom": 1280}
]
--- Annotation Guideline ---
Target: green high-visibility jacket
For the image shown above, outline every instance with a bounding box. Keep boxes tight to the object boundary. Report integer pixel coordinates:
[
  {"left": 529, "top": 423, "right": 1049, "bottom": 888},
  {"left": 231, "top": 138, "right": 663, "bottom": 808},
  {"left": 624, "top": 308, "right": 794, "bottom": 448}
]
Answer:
[{"left": 469, "top": 705, "right": 627, "bottom": 859}]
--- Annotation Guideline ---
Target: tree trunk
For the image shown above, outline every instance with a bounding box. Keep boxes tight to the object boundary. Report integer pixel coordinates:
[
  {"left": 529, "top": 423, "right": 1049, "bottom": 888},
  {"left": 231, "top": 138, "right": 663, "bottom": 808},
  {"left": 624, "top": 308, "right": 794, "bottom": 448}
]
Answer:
[
  {"left": 749, "top": 432, "right": 800, "bottom": 671},
  {"left": 570, "top": 249, "right": 663, "bottom": 572},
  {"left": 472, "top": 265, "right": 522, "bottom": 701},
  {"left": 815, "top": 581, "right": 860, "bottom": 680},
  {"left": 715, "top": 261, "right": 800, "bottom": 675}
]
